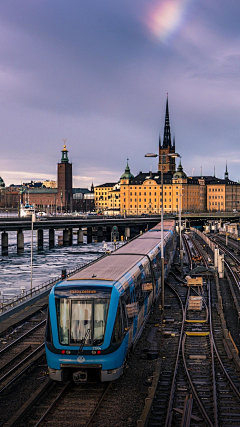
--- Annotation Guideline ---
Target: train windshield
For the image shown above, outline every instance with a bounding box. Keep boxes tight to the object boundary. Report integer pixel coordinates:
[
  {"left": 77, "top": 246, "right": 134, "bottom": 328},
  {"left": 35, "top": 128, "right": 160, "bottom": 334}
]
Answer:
[{"left": 56, "top": 296, "right": 110, "bottom": 346}]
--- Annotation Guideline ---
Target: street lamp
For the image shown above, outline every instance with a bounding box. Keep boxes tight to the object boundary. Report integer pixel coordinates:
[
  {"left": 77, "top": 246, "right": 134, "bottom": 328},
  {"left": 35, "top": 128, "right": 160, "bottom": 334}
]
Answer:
[
  {"left": 30, "top": 210, "right": 36, "bottom": 294},
  {"left": 145, "top": 152, "right": 180, "bottom": 312}
]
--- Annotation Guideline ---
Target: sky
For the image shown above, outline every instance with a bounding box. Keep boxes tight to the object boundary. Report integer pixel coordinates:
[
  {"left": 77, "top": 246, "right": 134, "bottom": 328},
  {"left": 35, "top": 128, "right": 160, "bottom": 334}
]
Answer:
[{"left": 1, "top": 0, "right": 240, "bottom": 188}]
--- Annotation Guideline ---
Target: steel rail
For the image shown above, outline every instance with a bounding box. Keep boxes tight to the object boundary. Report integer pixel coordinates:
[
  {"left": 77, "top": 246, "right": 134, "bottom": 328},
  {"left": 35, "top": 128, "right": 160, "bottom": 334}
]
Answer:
[
  {"left": 192, "top": 232, "right": 240, "bottom": 417},
  {"left": 182, "top": 234, "right": 193, "bottom": 270},
  {"left": 0, "top": 319, "right": 46, "bottom": 355},
  {"left": 181, "top": 235, "right": 214, "bottom": 426},
  {"left": 164, "top": 281, "right": 187, "bottom": 427},
  {"left": 0, "top": 343, "right": 45, "bottom": 393},
  {"left": 181, "top": 333, "right": 214, "bottom": 427},
  {"left": 33, "top": 381, "right": 70, "bottom": 427},
  {"left": 85, "top": 381, "right": 113, "bottom": 427},
  {"left": 3, "top": 378, "right": 53, "bottom": 427}
]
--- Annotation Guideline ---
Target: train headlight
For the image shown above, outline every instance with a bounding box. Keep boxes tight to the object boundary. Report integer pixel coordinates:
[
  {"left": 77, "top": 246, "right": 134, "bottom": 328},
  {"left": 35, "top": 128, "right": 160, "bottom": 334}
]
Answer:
[
  {"left": 61, "top": 350, "right": 65, "bottom": 354},
  {"left": 97, "top": 350, "right": 101, "bottom": 355}
]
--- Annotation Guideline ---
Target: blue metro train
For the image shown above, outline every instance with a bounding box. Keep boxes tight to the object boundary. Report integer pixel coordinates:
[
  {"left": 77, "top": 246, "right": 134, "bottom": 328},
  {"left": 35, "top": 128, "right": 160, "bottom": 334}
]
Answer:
[{"left": 45, "top": 220, "right": 176, "bottom": 383}]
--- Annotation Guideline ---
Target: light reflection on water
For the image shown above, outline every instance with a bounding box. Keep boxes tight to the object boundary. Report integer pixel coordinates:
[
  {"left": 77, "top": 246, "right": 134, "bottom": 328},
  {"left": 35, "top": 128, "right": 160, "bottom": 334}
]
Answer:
[{"left": 0, "top": 226, "right": 116, "bottom": 298}]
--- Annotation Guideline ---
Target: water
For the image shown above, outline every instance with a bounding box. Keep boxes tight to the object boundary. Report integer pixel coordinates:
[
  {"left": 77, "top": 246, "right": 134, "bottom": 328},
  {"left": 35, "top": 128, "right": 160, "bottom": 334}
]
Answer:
[{"left": 0, "top": 226, "right": 117, "bottom": 299}]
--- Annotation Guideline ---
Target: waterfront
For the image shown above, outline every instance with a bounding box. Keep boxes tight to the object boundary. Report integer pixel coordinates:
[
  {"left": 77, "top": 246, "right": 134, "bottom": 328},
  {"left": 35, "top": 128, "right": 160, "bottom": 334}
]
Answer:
[{"left": 0, "top": 228, "right": 116, "bottom": 300}]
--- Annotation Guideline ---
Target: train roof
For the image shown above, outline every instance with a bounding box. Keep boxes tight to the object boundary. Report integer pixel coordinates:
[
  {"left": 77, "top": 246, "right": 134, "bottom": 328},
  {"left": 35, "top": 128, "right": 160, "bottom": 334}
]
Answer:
[{"left": 66, "top": 220, "right": 175, "bottom": 284}]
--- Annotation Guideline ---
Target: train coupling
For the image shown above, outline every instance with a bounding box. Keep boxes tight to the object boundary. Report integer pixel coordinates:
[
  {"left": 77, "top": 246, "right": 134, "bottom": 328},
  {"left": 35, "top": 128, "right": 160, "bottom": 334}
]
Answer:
[{"left": 73, "top": 370, "right": 88, "bottom": 383}]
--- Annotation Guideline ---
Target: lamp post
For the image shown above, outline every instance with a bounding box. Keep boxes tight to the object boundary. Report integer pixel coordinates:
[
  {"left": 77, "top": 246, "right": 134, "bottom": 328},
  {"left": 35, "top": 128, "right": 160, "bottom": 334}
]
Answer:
[
  {"left": 145, "top": 152, "right": 180, "bottom": 312},
  {"left": 60, "top": 190, "right": 63, "bottom": 215},
  {"left": 30, "top": 210, "right": 36, "bottom": 293},
  {"left": 179, "top": 182, "right": 183, "bottom": 268}
]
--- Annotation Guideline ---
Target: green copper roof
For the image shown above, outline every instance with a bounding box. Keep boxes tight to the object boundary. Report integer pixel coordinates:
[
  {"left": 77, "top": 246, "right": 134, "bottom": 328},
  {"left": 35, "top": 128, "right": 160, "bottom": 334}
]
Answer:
[
  {"left": 173, "top": 159, "right": 187, "bottom": 179},
  {"left": 61, "top": 144, "right": 69, "bottom": 163},
  {"left": 120, "top": 160, "right": 134, "bottom": 180}
]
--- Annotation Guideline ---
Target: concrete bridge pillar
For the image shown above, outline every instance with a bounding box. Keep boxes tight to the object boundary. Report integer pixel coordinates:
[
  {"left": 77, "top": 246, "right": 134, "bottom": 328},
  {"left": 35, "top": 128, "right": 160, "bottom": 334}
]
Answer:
[
  {"left": 78, "top": 228, "right": 84, "bottom": 244},
  {"left": 68, "top": 228, "right": 73, "bottom": 245},
  {"left": 105, "top": 226, "right": 111, "bottom": 242},
  {"left": 49, "top": 228, "right": 55, "bottom": 248},
  {"left": 2, "top": 232, "right": 8, "bottom": 255},
  {"left": 97, "top": 227, "right": 104, "bottom": 242},
  {"left": 87, "top": 227, "right": 92, "bottom": 244},
  {"left": 125, "top": 227, "right": 131, "bottom": 240},
  {"left": 63, "top": 229, "right": 69, "bottom": 246},
  {"left": 17, "top": 230, "right": 24, "bottom": 251},
  {"left": 37, "top": 229, "right": 44, "bottom": 250}
]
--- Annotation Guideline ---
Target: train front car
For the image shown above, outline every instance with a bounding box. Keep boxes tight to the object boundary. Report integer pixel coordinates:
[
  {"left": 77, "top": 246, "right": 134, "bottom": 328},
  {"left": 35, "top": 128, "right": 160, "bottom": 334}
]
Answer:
[
  {"left": 45, "top": 220, "right": 176, "bottom": 383},
  {"left": 45, "top": 277, "right": 128, "bottom": 383}
]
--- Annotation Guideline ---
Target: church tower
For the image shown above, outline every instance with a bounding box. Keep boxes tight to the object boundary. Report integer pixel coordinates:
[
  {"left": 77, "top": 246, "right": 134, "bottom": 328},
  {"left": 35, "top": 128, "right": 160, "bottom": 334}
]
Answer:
[
  {"left": 57, "top": 143, "right": 73, "bottom": 212},
  {"left": 224, "top": 161, "right": 229, "bottom": 180},
  {"left": 158, "top": 96, "right": 176, "bottom": 173}
]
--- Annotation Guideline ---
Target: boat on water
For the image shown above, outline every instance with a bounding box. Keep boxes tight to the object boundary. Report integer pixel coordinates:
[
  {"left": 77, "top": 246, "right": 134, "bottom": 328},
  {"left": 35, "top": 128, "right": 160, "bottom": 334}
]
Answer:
[{"left": 20, "top": 202, "right": 35, "bottom": 218}]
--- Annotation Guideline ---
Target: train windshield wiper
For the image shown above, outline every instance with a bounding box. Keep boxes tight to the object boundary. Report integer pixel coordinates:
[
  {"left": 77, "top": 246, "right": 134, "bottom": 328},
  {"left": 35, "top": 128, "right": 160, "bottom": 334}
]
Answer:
[{"left": 93, "top": 337, "right": 104, "bottom": 345}]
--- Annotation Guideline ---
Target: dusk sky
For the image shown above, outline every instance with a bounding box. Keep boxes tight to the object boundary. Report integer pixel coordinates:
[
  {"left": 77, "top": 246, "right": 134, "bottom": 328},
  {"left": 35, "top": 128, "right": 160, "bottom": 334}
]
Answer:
[{"left": 1, "top": 0, "right": 240, "bottom": 188}]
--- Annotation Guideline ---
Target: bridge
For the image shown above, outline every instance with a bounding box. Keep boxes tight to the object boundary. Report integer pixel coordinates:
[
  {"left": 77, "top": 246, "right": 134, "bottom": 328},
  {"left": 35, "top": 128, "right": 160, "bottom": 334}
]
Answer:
[{"left": 0, "top": 213, "right": 239, "bottom": 253}]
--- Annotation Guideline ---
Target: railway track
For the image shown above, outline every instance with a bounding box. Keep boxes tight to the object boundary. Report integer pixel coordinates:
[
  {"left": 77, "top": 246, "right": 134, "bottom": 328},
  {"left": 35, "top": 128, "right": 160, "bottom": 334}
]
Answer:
[
  {"left": 145, "top": 233, "right": 240, "bottom": 426},
  {"left": 6, "top": 379, "right": 112, "bottom": 427},
  {"left": 0, "top": 318, "right": 46, "bottom": 394}
]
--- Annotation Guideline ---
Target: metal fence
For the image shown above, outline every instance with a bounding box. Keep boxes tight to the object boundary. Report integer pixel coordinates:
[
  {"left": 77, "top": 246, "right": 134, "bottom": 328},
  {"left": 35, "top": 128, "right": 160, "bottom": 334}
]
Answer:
[{"left": 0, "top": 254, "right": 104, "bottom": 314}]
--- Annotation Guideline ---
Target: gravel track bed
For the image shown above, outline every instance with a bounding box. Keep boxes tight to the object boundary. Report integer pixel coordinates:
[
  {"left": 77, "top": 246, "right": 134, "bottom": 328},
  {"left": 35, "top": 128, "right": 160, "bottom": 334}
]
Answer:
[{"left": 0, "top": 354, "right": 48, "bottom": 426}]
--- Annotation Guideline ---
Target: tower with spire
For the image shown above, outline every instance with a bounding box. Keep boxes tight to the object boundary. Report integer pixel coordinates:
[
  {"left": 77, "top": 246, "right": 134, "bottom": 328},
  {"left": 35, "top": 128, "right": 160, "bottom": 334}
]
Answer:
[
  {"left": 57, "top": 143, "right": 73, "bottom": 212},
  {"left": 225, "top": 161, "right": 229, "bottom": 180},
  {"left": 158, "top": 95, "right": 176, "bottom": 174}
]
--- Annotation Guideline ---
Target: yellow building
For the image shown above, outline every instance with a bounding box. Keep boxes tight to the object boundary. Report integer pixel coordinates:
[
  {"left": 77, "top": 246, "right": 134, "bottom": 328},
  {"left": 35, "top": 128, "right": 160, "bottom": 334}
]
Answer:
[
  {"left": 207, "top": 178, "right": 240, "bottom": 212},
  {"left": 119, "top": 160, "right": 201, "bottom": 215},
  {"left": 94, "top": 182, "right": 120, "bottom": 214},
  {"left": 43, "top": 180, "right": 57, "bottom": 188}
]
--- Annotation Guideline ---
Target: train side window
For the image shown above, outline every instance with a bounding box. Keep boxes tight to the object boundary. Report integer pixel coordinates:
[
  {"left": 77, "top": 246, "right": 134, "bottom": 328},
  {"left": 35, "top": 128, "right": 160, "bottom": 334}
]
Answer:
[
  {"left": 144, "top": 262, "right": 152, "bottom": 283},
  {"left": 121, "top": 301, "right": 128, "bottom": 331},
  {"left": 112, "top": 303, "right": 123, "bottom": 344},
  {"left": 135, "top": 273, "right": 144, "bottom": 308}
]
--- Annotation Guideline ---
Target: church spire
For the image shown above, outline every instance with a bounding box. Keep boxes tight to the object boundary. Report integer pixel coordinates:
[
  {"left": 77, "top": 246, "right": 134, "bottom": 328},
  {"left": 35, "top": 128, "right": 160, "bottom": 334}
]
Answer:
[
  {"left": 162, "top": 95, "right": 172, "bottom": 149},
  {"left": 225, "top": 160, "right": 229, "bottom": 180}
]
